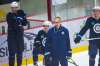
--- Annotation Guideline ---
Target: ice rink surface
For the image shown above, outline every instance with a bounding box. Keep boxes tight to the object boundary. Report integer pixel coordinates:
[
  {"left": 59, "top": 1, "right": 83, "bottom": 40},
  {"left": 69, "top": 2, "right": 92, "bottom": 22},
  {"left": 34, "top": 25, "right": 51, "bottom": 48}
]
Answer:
[{"left": 23, "top": 51, "right": 99, "bottom": 66}]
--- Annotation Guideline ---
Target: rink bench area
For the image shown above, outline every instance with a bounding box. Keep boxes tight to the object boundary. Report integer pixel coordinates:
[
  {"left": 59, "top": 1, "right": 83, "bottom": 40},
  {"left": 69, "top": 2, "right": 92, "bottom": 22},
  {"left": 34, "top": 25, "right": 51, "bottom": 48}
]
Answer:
[{"left": 1, "top": 45, "right": 88, "bottom": 66}]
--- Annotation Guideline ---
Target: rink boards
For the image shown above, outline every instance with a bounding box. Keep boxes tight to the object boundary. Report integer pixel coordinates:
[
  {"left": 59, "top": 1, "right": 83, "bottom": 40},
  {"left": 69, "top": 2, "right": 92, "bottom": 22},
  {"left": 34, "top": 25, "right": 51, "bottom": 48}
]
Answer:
[{"left": 0, "top": 17, "right": 89, "bottom": 66}]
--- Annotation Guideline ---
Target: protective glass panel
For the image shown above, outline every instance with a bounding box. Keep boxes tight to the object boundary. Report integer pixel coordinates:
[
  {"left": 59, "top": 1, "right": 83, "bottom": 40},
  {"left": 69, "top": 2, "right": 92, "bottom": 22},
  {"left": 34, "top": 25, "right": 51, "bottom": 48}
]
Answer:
[
  {"left": 52, "top": 0, "right": 94, "bottom": 20},
  {"left": 20, "top": 0, "right": 48, "bottom": 20}
]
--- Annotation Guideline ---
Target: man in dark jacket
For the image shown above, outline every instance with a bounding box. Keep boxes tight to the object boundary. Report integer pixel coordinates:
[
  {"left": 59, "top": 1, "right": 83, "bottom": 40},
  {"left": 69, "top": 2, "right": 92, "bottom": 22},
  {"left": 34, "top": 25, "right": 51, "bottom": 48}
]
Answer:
[
  {"left": 6, "top": 1, "right": 28, "bottom": 66},
  {"left": 45, "top": 17, "right": 72, "bottom": 66},
  {"left": 74, "top": 6, "right": 100, "bottom": 66},
  {"left": 33, "top": 21, "right": 51, "bottom": 66}
]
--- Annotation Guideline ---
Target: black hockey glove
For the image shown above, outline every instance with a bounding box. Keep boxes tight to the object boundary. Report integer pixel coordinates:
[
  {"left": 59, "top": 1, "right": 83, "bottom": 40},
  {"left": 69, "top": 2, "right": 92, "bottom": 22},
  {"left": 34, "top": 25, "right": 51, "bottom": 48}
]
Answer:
[
  {"left": 74, "top": 34, "right": 81, "bottom": 44},
  {"left": 16, "top": 17, "right": 23, "bottom": 26}
]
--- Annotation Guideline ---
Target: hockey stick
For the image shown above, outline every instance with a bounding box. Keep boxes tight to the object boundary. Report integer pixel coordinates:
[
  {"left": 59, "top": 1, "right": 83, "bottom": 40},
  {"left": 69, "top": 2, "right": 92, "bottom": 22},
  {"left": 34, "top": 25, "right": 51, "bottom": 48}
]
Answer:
[
  {"left": 67, "top": 58, "right": 79, "bottom": 66},
  {"left": 81, "top": 37, "right": 100, "bottom": 41}
]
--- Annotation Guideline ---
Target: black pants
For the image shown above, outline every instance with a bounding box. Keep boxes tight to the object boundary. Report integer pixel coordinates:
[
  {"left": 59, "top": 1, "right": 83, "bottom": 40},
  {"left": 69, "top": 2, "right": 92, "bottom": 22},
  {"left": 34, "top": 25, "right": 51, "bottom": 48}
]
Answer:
[
  {"left": 33, "top": 47, "right": 45, "bottom": 65},
  {"left": 89, "top": 40, "right": 100, "bottom": 66},
  {"left": 8, "top": 31, "right": 24, "bottom": 66},
  {"left": 9, "top": 51, "right": 23, "bottom": 66},
  {"left": 33, "top": 48, "right": 38, "bottom": 65}
]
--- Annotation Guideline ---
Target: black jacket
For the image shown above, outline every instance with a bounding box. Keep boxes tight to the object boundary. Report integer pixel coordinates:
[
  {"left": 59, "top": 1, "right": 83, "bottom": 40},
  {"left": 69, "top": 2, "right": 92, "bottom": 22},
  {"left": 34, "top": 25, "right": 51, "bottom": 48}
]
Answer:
[
  {"left": 6, "top": 10, "right": 28, "bottom": 51},
  {"left": 78, "top": 17, "right": 100, "bottom": 39},
  {"left": 7, "top": 10, "right": 28, "bottom": 32},
  {"left": 75, "top": 17, "right": 100, "bottom": 48},
  {"left": 34, "top": 30, "right": 47, "bottom": 49}
]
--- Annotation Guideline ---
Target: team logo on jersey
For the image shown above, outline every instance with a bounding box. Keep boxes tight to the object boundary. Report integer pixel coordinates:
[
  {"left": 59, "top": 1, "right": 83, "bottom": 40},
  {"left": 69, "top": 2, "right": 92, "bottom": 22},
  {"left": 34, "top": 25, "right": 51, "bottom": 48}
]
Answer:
[
  {"left": 42, "top": 37, "right": 46, "bottom": 47},
  {"left": 61, "top": 31, "right": 65, "bottom": 35},
  {"left": 93, "top": 23, "right": 100, "bottom": 33}
]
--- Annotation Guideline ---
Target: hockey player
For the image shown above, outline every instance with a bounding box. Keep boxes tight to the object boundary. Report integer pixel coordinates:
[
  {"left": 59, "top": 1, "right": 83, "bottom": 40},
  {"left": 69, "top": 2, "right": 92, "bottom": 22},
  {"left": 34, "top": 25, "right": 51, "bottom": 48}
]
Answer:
[
  {"left": 74, "top": 6, "right": 100, "bottom": 66},
  {"left": 33, "top": 21, "right": 51, "bottom": 66},
  {"left": 6, "top": 2, "right": 29, "bottom": 66},
  {"left": 45, "top": 17, "right": 72, "bottom": 66}
]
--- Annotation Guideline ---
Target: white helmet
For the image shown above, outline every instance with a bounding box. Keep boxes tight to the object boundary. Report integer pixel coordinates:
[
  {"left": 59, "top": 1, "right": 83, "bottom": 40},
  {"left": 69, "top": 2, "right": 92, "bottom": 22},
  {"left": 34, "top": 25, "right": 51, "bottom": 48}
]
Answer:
[
  {"left": 43, "top": 21, "right": 52, "bottom": 26},
  {"left": 10, "top": 1, "right": 19, "bottom": 7},
  {"left": 93, "top": 6, "right": 100, "bottom": 10}
]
